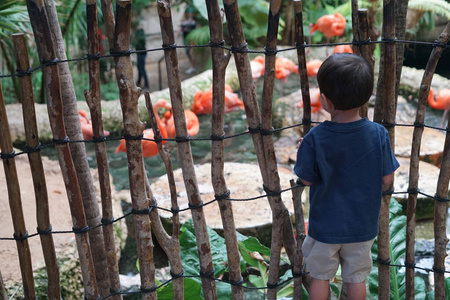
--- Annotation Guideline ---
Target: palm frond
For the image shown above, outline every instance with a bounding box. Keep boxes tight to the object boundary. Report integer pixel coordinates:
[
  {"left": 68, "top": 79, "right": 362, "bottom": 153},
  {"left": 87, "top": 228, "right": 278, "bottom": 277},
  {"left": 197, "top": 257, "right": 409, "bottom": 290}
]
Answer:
[{"left": 408, "top": 0, "right": 450, "bottom": 19}]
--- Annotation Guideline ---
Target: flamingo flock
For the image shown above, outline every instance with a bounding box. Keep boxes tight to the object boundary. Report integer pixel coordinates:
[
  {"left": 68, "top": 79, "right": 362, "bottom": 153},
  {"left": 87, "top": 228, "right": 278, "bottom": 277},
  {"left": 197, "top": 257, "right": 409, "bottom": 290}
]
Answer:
[
  {"left": 78, "top": 110, "right": 110, "bottom": 140},
  {"left": 428, "top": 88, "right": 450, "bottom": 129},
  {"left": 192, "top": 84, "right": 244, "bottom": 115}
]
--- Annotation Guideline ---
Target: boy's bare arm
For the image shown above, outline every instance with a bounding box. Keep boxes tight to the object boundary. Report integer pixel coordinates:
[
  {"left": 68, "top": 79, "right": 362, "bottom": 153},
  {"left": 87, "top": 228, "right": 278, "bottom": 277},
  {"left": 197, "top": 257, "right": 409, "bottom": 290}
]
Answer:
[
  {"left": 382, "top": 173, "right": 394, "bottom": 187},
  {"left": 299, "top": 178, "right": 314, "bottom": 186}
]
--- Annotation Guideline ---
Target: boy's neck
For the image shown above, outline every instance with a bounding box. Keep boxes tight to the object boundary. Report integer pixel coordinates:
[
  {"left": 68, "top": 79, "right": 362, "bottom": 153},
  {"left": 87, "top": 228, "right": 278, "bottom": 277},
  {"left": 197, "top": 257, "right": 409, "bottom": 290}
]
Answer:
[{"left": 329, "top": 107, "right": 362, "bottom": 123}]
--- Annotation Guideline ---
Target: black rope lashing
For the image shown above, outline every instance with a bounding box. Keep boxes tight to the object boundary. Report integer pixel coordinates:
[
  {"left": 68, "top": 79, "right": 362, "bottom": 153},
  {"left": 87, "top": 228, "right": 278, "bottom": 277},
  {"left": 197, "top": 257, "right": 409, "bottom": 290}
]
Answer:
[
  {"left": 382, "top": 188, "right": 394, "bottom": 196},
  {"left": 352, "top": 38, "right": 371, "bottom": 46},
  {"left": 260, "top": 127, "right": 275, "bottom": 136},
  {"left": 0, "top": 150, "right": 16, "bottom": 160},
  {"left": 404, "top": 262, "right": 416, "bottom": 269},
  {"left": 209, "top": 40, "right": 225, "bottom": 48},
  {"left": 381, "top": 121, "right": 396, "bottom": 128},
  {"left": 230, "top": 42, "right": 248, "bottom": 53},
  {"left": 140, "top": 285, "right": 158, "bottom": 293},
  {"left": 72, "top": 226, "right": 89, "bottom": 234},
  {"left": 162, "top": 43, "right": 177, "bottom": 50},
  {"left": 101, "top": 217, "right": 115, "bottom": 226},
  {"left": 296, "top": 178, "right": 307, "bottom": 187},
  {"left": 131, "top": 206, "right": 152, "bottom": 215},
  {"left": 109, "top": 287, "right": 123, "bottom": 295},
  {"left": 266, "top": 281, "right": 279, "bottom": 289},
  {"left": 86, "top": 52, "right": 102, "bottom": 60},
  {"left": 302, "top": 117, "right": 312, "bottom": 126},
  {"left": 24, "top": 143, "right": 42, "bottom": 154},
  {"left": 248, "top": 126, "right": 261, "bottom": 134},
  {"left": 37, "top": 225, "right": 52, "bottom": 235},
  {"left": 381, "top": 37, "right": 397, "bottom": 44},
  {"left": 92, "top": 135, "right": 107, "bottom": 143},
  {"left": 433, "top": 194, "right": 449, "bottom": 203},
  {"left": 376, "top": 257, "right": 392, "bottom": 265},
  {"left": 407, "top": 188, "right": 420, "bottom": 194},
  {"left": 432, "top": 40, "right": 447, "bottom": 48},
  {"left": 263, "top": 184, "right": 282, "bottom": 197},
  {"left": 16, "top": 67, "right": 34, "bottom": 78},
  {"left": 123, "top": 133, "right": 144, "bottom": 141},
  {"left": 264, "top": 47, "right": 278, "bottom": 56},
  {"left": 228, "top": 277, "right": 244, "bottom": 286},
  {"left": 170, "top": 269, "right": 185, "bottom": 279},
  {"left": 432, "top": 267, "right": 446, "bottom": 274},
  {"left": 295, "top": 41, "right": 307, "bottom": 49},
  {"left": 42, "top": 58, "right": 60, "bottom": 66},
  {"left": 175, "top": 135, "right": 191, "bottom": 143},
  {"left": 109, "top": 49, "right": 132, "bottom": 57},
  {"left": 199, "top": 269, "right": 215, "bottom": 279},
  {"left": 52, "top": 136, "right": 70, "bottom": 145},
  {"left": 189, "top": 201, "right": 204, "bottom": 210},
  {"left": 413, "top": 121, "right": 425, "bottom": 128},
  {"left": 210, "top": 133, "right": 226, "bottom": 141},
  {"left": 13, "top": 231, "right": 29, "bottom": 241},
  {"left": 215, "top": 190, "right": 231, "bottom": 201},
  {"left": 171, "top": 206, "right": 180, "bottom": 214}
]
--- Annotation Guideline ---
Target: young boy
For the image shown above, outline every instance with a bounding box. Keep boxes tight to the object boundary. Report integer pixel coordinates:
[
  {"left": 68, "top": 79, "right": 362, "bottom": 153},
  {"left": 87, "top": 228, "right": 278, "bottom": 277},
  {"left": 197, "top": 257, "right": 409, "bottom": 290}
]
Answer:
[{"left": 294, "top": 53, "right": 400, "bottom": 300}]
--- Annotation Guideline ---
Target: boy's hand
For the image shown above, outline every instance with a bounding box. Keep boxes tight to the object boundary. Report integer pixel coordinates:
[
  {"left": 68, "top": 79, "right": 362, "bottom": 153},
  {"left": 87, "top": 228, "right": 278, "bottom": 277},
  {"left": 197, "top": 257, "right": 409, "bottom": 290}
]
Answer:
[{"left": 297, "top": 137, "right": 303, "bottom": 148}]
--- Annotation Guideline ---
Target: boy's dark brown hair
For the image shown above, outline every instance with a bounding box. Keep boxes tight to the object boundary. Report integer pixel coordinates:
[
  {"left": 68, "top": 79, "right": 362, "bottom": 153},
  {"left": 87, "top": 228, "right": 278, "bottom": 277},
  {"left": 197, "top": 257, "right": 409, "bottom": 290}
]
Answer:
[{"left": 317, "top": 53, "right": 374, "bottom": 110}]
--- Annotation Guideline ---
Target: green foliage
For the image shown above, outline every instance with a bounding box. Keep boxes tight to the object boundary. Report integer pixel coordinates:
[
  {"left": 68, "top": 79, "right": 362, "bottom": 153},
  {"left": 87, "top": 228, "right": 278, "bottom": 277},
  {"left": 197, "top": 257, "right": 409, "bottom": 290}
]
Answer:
[
  {"left": 408, "top": 0, "right": 450, "bottom": 19},
  {"left": 368, "top": 199, "right": 428, "bottom": 300}
]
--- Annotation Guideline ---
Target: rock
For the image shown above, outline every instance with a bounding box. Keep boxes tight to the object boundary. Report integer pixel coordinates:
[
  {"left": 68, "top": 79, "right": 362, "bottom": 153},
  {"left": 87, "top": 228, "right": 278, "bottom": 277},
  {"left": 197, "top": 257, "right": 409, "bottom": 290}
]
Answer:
[
  {"left": 149, "top": 162, "right": 306, "bottom": 245},
  {"left": 0, "top": 153, "right": 127, "bottom": 285}
]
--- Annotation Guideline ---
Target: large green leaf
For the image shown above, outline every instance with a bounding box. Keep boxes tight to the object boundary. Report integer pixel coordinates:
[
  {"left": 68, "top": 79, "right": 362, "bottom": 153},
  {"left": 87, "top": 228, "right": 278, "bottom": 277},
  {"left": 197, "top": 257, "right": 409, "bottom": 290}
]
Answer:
[{"left": 156, "top": 277, "right": 203, "bottom": 300}]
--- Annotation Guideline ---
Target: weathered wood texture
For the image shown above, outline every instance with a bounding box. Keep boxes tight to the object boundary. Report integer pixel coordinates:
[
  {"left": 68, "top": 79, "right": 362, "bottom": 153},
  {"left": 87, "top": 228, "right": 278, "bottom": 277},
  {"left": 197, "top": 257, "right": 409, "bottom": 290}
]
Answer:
[{"left": 12, "top": 33, "right": 60, "bottom": 300}]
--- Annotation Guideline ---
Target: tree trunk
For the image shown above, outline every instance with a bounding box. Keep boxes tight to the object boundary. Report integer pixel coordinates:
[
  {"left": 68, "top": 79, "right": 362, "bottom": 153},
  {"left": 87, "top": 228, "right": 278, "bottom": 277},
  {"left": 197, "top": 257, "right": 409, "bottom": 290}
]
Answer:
[{"left": 42, "top": 0, "right": 110, "bottom": 296}]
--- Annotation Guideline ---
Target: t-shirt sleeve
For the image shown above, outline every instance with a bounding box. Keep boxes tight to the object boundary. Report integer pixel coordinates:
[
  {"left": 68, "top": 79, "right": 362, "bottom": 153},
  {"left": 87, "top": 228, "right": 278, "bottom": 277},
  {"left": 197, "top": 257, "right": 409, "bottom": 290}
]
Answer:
[
  {"left": 294, "top": 138, "right": 321, "bottom": 183},
  {"left": 382, "top": 130, "right": 400, "bottom": 176}
]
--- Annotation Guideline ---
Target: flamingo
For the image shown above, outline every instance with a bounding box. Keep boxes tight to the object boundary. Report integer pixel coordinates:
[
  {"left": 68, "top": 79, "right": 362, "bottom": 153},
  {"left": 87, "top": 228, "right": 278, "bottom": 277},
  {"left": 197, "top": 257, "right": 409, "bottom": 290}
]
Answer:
[
  {"left": 275, "top": 57, "right": 298, "bottom": 82},
  {"left": 310, "top": 12, "right": 346, "bottom": 55},
  {"left": 428, "top": 88, "right": 450, "bottom": 129},
  {"left": 78, "top": 110, "right": 110, "bottom": 140},
  {"left": 114, "top": 101, "right": 168, "bottom": 157},
  {"left": 306, "top": 60, "right": 323, "bottom": 77},
  {"left": 333, "top": 45, "right": 353, "bottom": 54},
  {"left": 155, "top": 99, "right": 200, "bottom": 138},
  {"left": 295, "top": 88, "right": 323, "bottom": 114},
  {"left": 250, "top": 55, "right": 265, "bottom": 81},
  {"left": 192, "top": 84, "right": 244, "bottom": 114}
]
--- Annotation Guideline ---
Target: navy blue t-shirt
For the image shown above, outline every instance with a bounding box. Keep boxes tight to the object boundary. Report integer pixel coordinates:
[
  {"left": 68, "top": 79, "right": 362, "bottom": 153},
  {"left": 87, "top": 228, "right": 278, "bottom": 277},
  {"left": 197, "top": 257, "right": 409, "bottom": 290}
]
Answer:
[{"left": 294, "top": 118, "right": 400, "bottom": 243}]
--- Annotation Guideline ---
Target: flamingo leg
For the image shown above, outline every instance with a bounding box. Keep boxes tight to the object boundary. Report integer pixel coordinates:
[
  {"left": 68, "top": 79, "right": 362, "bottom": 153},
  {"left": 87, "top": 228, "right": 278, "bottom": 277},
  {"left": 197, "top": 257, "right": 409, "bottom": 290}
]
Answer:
[{"left": 440, "top": 108, "right": 449, "bottom": 129}]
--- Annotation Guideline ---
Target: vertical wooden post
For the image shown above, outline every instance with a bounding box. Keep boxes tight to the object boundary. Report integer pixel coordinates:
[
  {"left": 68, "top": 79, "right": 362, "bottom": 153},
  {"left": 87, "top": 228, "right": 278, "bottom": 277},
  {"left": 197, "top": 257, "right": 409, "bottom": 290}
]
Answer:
[
  {"left": 406, "top": 22, "right": 450, "bottom": 300},
  {"left": 294, "top": 0, "right": 311, "bottom": 135},
  {"left": 85, "top": 0, "right": 122, "bottom": 298},
  {"left": 204, "top": 0, "right": 244, "bottom": 298},
  {"left": 0, "top": 83, "right": 36, "bottom": 300},
  {"left": 113, "top": 2, "right": 156, "bottom": 299},
  {"left": 156, "top": 1, "right": 217, "bottom": 298},
  {"left": 356, "top": 9, "right": 372, "bottom": 118},
  {"left": 378, "top": 0, "right": 396, "bottom": 299},
  {"left": 432, "top": 21, "right": 450, "bottom": 300},
  {"left": 350, "top": 0, "right": 361, "bottom": 56},
  {"left": 144, "top": 93, "right": 184, "bottom": 299},
  {"left": 0, "top": 270, "right": 7, "bottom": 299},
  {"left": 12, "top": 32, "right": 61, "bottom": 299},
  {"left": 26, "top": 1, "right": 99, "bottom": 298}
]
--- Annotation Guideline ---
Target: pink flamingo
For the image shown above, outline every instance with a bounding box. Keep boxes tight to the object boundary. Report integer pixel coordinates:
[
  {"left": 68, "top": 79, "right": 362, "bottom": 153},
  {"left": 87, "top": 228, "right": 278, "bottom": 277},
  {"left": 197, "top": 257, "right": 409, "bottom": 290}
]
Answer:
[
  {"left": 78, "top": 110, "right": 110, "bottom": 140},
  {"left": 428, "top": 88, "right": 450, "bottom": 129}
]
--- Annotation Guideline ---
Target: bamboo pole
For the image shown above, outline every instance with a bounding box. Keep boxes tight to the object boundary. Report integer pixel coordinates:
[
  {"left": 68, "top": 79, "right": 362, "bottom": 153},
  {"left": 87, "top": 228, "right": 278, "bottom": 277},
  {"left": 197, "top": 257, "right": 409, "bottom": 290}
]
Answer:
[
  {"left": 356, "top": 10, "right": 372, "bottom": 119},
  {"left": 405, "top": 22, "right": 450, "bottom": 300},
  {"left": 156, "top": 1, "right": 217, "bottom": 298},
  {"left": 0, "top": 82, "right": 36, "bottom": 300},
  {"left": 294, "top": 0, "right": 311, "bottom": 134},
  {"left": 290, "top": 179, "right": 309, "bottom": 298},
  {"left": 25, "top": 1, "right": 99, "bottom": 298},
  {"left": 12, "top": 33, "right": 61, "bottom": 299},
  {"left": 112, "top": 2, "right": 156, "bottom": 299},
  {"left": 144, "top": 92, "right": 184, "bottom": 299},
  {"left": 0, "top": 270, "right": 6, "bottom": 300},
  {"left": 222, "top": 1, "right": 296, "bottom": 299},
  {"left": 204, "top": 0, "right": 244, "bottom": 299},
  {"left": 350, "top": 0, "right": 360, "bottom": 56},
  {"left": 432, "top": 21, "right": 450, "bottom": 300},
  {"left": 42, "top": 0, "right": 110, "bottom": 294},
  {"left": 378, "top": 0, "right": 396, "bottom": 298},
  {"left": 85, "top": 1, "right": 122, "bottom": 298}
]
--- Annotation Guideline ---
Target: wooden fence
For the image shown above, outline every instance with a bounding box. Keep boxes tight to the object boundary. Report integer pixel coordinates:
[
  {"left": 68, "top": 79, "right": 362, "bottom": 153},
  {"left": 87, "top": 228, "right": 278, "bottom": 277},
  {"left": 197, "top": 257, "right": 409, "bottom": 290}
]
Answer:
[{"left": 0, "top": 0, "right": 449, "bottom": 299}]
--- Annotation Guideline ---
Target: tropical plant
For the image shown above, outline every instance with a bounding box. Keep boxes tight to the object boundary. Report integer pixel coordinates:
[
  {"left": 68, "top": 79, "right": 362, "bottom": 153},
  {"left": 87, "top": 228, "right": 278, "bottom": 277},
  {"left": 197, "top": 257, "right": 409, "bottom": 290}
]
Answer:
[{"left": 368, "top": 199, "right": 428, "bottom": 299}]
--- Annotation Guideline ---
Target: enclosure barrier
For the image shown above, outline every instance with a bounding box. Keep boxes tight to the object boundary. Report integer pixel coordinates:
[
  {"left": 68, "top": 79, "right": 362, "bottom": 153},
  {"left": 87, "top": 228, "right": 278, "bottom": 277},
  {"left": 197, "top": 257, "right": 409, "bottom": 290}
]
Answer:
[{"left": 0, "top": 0, "right": 449, "bottom": 299}]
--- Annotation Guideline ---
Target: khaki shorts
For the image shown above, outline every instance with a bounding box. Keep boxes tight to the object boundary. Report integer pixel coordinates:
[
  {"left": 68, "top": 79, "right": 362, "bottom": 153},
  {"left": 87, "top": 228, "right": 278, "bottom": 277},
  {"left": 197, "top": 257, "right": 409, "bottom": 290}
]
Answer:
[{"left": 302, "top": 235, "right": 375, "bottom": 283}]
